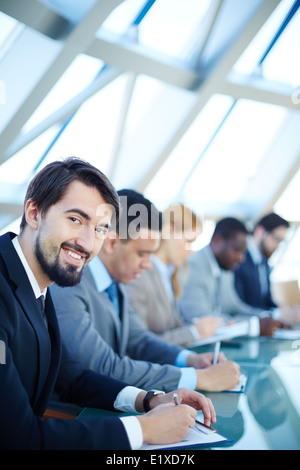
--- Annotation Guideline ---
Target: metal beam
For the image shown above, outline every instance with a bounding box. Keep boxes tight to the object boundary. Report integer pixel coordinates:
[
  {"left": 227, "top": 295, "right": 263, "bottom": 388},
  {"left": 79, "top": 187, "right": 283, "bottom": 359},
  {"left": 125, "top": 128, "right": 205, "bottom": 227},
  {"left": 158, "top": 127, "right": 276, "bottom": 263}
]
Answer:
[
  {"left": 222, "top": 75, "right": 300, "bottom": 111},
  {"left": 136, "top": 0, "right": 281, "bottom": 192},
  {"left": 0, "top": 0, "right": 123, "bottom": 163},
  {"left": 0, "top": 0, "right": 70, "bottom": 39},
  {"left": 3, "top": 66, "right": 121, "bottom": 160},
  {"left": 86, "top": 30, "right": 200, "bottom": 89},
  {"left": 240, "top": 112, "right": 300, "bottom": 218},
  {"left": 107, "top": 72, "right": 137, "bottom": 180}
]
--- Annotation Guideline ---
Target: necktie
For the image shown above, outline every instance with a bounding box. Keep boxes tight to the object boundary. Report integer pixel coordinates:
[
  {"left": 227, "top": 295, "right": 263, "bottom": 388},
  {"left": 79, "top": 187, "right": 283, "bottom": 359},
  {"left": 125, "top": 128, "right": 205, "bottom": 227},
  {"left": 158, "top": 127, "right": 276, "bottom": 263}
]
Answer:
[
  {"left": 37, "top": 295, "right": 48, "bottom": 327},
  {"left": 37, "top": 295, "right": 45, "bottom": 313},
  {"left": 106, "top": 281, "right": 120, "bottom": 315}
]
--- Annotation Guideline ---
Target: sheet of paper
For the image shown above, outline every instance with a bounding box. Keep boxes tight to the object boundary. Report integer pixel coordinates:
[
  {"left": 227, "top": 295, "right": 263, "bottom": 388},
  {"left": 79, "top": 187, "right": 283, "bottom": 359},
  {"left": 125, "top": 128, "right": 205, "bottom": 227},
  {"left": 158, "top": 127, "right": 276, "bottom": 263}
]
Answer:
[
  {"left": 273, "top": 328, "right": 300, "bottom": 340},
  {"left": 190, "top": 321, "right": 250, "bottom": 347},
  {"left": 141, "top": 422, "right": 229, "bottom": 450},
  {"left": 224, "top": 374, "right": 247, "bottom": 393}
]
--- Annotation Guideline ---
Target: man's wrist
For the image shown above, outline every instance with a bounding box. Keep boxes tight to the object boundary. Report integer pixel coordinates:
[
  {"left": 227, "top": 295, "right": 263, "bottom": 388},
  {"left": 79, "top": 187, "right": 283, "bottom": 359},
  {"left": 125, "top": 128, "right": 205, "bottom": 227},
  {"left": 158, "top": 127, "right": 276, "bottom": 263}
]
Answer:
[{"left": 143, "top": 390, "right": 165, "bottom": 412}]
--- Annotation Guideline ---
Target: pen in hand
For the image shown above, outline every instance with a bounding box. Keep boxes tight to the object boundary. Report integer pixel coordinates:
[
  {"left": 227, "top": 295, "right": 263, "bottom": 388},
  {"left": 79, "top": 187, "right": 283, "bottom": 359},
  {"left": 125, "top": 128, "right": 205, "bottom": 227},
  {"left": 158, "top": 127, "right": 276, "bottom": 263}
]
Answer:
[
  {"left": 173, "top": 393, "right": 179, "bottom": 406},
  {"left": 173, "top": 392, "right": 216, "bottom": 433},
  {"left": 213, "top": 341, "right": 221, "bottom": 365}
]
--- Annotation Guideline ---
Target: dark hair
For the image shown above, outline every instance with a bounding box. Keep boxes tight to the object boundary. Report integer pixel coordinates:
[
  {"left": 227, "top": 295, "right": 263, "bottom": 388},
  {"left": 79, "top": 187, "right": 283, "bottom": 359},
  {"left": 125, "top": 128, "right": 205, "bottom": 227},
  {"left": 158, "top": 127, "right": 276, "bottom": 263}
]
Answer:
[
  {"left": 116, "top": 189, "right": 162, "bottom": 240},
  {"left": 20, "top": 157, "right": 119, "bottom": 231},
  {"left": 211, "top": 217, "right": 248, "bottom": 241},
  {"left": 255, "top": 213, "right": 290, "bottom": 232}
]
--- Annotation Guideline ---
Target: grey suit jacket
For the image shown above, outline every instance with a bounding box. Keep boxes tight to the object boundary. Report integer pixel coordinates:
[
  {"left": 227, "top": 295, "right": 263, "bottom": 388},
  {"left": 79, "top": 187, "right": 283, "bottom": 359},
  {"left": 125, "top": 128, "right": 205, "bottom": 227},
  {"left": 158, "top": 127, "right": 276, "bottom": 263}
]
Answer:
[
  {"left": 126, "top": 265, "right": 196, "bottom": 346},
  {"left": 179, "top": 245, "right": 261, "bottom": 323},
  {"left": 50, "top": 267, "right": 182, "bottom": 392}
]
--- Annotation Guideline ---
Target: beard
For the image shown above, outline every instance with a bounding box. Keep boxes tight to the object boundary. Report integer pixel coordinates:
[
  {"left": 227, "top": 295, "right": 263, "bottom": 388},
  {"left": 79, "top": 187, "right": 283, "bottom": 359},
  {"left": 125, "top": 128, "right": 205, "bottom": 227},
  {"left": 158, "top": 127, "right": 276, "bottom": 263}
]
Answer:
[
  {"left": 258, "top": 239, "right": 272, "bottom": 260},
  {"left": 35, "top": 235, "right": 89, "bottom": 287}
]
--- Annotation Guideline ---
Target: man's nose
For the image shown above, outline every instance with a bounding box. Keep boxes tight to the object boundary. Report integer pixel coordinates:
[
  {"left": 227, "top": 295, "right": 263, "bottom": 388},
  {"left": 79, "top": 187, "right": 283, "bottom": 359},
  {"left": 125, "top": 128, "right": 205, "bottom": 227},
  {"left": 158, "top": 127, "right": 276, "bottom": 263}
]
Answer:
[
  {"left": 141, "top": 255, "right": 152, "bottom": 270},
  {"left": 76, "top": 226, "right": 95, "bottom": 254}
]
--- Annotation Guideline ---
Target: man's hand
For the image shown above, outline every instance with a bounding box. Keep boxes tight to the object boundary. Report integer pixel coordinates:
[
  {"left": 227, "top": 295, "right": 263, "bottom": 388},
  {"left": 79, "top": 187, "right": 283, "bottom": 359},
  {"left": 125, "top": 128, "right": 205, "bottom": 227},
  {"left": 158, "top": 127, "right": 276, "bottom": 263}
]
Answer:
[
  {"left": 187, "top": 351, "right": 227, "bottom": 368},
  {"left": 137, "top": 403, "right": 197, "bottom": 445},
  {"left": 193, "top": 316, "right": 222, "bottom": 339},
  {"left": 195, "top": 362, "right": 241, "bottom": 392},
  {"left": 149, "top": 387, "right": 216, "bottom": 427},
  {"left": 259, "top": 317, "right": 291, "bottom": 336}
]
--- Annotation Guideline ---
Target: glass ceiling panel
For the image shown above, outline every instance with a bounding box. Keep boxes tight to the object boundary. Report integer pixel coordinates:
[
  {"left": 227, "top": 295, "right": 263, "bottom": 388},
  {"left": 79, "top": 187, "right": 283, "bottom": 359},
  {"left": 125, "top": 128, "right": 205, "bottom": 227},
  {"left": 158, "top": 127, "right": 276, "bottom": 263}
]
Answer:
[
  {"left": 181, "top": 99, "right": 287, "bottom": 211},
  {"left": 39, "top": 74, "right": 130, "bottom": 174},
  {"left": 144, "top": 94, "right": 234, "bottom": 209},
  {"left": 101, "top": 0, "right": 147, "bottom": 35},
  {"left": 112, "top": 74, "right": 197, "bottom": 190},
  {"left": 0, "top": 11, "right": 19, "bottom": 52},
  {"left": 274, "top": 168, "right": 300, "bottom": 221},
  {"left": 233, "top": 0, "right": 296, "bottom": 77},
  {"left": 0, "top": 27, "right": 61, "bottom": 133},
  {"left": 137, "top": 0, "right": 213, "bottom": 60},
  {"left": 261, "top": 6, "right": 300, "bottom": 86},
  {"left": 23, "top": 54, "right": 103, "bottom": 133},
  {"left": 0, "top": 126, "right": 60, "bottom": 184}
]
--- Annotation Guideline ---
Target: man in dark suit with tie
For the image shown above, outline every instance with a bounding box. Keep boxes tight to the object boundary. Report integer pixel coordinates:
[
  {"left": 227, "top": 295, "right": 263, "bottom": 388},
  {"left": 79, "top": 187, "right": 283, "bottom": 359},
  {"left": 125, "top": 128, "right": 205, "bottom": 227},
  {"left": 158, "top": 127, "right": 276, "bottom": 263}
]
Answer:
[
  {"left": 0, "top": 157, "right": 215, "bottom": 450},
  {"left": 234, "top": 213, "right": 296, "bottom": 322}
]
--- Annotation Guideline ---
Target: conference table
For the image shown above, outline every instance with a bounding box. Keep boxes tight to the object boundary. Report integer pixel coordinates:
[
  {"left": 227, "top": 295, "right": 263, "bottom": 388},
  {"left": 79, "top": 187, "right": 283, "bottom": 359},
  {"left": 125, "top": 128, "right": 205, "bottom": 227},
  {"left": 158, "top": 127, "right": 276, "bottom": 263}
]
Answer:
[{"left": 78, "top": 334, "right": 300, "bottom": 451}]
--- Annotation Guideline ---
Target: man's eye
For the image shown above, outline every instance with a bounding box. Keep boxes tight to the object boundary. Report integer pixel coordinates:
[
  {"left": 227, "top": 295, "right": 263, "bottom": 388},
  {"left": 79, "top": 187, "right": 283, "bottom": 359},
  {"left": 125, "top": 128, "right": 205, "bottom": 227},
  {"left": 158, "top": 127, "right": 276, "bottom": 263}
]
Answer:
[
  {"left": 95, "top": 227, "right": 108, "bottom": 238},
  {"left": 69, "top": 217, "right": 80, "bottom": 224}
]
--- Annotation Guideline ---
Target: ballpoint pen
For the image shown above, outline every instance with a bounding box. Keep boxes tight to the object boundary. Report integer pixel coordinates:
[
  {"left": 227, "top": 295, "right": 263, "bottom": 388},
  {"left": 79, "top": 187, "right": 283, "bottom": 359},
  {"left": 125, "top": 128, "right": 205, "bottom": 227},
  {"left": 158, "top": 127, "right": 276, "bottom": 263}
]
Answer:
[
  {"left": 213, "top": 340, "right": 221, "bottom": 365},
  {"left": 173, "top": 392, "right": 217, "bottom": 433},
  {"left": 173, "top": 393, "right": 179, "bottom": 406}
]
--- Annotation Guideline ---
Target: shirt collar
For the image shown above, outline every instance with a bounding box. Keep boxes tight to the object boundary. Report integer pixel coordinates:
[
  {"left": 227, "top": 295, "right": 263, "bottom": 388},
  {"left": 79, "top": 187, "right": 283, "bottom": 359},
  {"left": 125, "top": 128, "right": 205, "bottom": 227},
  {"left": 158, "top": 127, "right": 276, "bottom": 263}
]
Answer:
[
  {"left": 247, "top": 236, "right": 264, "bottom": 265},
  {"left": 205, "top": 245, "right": 221, "bottom": 278},
  {"left": 88, "top": 255, "right": 113, "bottom": 293},
  {"left": 152, "top": 254, "right": 175, "bottom": 280},
  {"left": 12, "top": 236, "right": 47, "bottom": 299}
]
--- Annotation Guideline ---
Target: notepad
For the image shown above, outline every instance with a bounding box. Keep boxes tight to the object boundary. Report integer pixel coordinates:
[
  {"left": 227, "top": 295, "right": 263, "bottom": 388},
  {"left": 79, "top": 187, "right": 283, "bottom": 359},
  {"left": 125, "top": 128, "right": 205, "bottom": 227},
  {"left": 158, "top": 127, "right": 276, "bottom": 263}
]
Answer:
[
  {"left": 190, "top": 321, "right": 250, "bottom": 347},
  {"left": 272, "top": 328, "right": 300, "bottom": 340},
  {"left": 141, "top": 421, "right": 230, "bottom": 450}
]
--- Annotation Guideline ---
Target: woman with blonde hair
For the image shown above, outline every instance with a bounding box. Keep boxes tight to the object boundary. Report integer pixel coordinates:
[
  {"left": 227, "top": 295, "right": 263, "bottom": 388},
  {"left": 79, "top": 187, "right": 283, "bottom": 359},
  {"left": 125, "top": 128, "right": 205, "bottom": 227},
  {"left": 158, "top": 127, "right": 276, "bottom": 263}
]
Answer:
[{"left": 126, "top": 203, "right": 221, "bottom": 346}]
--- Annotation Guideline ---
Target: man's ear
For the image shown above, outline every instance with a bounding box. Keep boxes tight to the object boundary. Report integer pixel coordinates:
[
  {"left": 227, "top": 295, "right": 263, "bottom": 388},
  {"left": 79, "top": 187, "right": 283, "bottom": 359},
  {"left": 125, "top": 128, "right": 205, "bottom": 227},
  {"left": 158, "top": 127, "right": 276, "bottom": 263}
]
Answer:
[{"left": 24, "top": 199, "right": 40, "bottom": 231}]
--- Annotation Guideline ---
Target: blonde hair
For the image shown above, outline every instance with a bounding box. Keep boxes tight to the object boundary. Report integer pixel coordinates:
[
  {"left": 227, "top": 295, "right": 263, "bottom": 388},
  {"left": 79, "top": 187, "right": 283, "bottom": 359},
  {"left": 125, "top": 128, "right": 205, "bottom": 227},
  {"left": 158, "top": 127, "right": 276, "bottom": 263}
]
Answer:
[{"left": 161, "top": 203, "right": 202, "bottom": 298}]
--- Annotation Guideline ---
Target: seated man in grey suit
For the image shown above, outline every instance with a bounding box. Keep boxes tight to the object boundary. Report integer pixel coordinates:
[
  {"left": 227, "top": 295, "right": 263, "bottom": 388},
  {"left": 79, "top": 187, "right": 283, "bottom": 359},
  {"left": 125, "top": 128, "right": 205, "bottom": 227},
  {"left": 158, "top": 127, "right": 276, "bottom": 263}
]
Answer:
[
  {"left": 50, "top": 191, "right": 240, "bottom": 393},
  {"left": 179, "top": 217, "right": 288, "bottom": 337}
]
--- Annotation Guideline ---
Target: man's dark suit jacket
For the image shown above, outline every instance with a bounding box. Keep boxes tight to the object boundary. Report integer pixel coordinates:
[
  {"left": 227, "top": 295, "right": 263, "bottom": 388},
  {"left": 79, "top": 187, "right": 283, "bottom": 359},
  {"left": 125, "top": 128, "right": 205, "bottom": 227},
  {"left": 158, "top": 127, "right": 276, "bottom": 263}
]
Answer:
[
  {"left": 234, "top": 250, "right": 277, "bottom": 310},
  {"left": 0, "top": 232, "right": 132, "bottom": 450}
]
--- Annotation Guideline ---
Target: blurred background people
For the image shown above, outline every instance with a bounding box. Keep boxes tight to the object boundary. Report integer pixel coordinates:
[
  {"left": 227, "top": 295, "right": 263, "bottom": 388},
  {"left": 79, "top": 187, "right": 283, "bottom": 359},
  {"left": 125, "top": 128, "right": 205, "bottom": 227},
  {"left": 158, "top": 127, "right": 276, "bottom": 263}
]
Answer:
[
  {"left": 179, "top": 217, "right": 288, "bottom": 337},
  {"left": 127, "top": 203, "right": 221, "bottom": 346},
  {"left": 235, "top": 213, "right": 299, "bottom": 324}
]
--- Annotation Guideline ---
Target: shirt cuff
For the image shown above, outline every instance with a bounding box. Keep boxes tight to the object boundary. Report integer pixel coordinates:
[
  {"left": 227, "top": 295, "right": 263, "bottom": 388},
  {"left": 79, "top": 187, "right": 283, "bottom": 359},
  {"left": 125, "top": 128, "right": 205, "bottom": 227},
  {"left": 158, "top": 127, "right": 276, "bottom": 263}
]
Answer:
[
  {"left": 178, "top": 367, "right": 197, "bottom": 390},
  {"left": 119, "top": 416, "right": 143, "bottom": 450},
  {"left": 175, "top": 349, "right": 191, "bottom": 367},
  {"left": 189, "top": 325, "right": 200, "bottom": 341},
  {"left": 114, "top": 386, "right": 144, "bottom": 413},
  {"left": 271, "top": 308, "right": 281, "bottom": 320}
]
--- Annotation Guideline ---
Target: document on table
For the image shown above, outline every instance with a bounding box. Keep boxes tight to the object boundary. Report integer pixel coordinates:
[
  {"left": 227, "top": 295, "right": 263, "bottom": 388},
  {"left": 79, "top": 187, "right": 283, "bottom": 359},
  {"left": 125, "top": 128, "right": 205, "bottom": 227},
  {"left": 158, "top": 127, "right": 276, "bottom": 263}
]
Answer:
[
  {"left": 272, "top": 328, "right": 300, "bottom": 340},
  {"left": 190, "top": 320, "right": 250, "bottom": 347},
  {"left": 141, "top": 420, "right": 230, "bottom": 450},
  {"left": 225, "top": 374, "right": 247, "bottom": 393}
]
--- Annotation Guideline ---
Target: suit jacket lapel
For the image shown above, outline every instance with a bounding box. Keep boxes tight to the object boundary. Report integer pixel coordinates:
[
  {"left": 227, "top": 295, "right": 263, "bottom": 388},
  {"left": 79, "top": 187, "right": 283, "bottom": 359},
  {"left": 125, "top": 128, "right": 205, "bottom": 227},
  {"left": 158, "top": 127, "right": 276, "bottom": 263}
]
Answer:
[
  {"left": 118, "top": 284, "right": 130, "bottom": 356},
  {"left": 85, "top": 267, "right": 123, "bottom": 353},
  {"left": 1, "top": 233, "right": 61, "bottom": 411},
  {"left": 151, "top": 266, "right": 175, "bottom": 315},
  {"left": 34, "top": 293, "right": 61, "bottom": 413}
]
